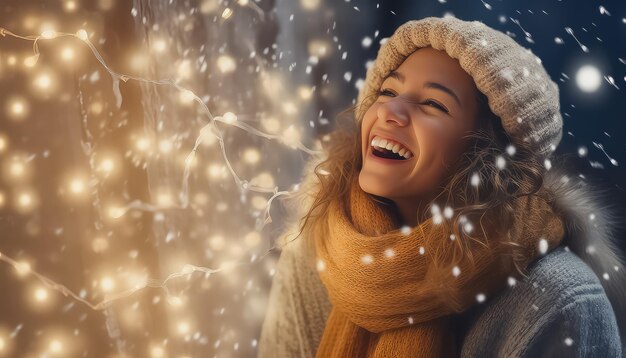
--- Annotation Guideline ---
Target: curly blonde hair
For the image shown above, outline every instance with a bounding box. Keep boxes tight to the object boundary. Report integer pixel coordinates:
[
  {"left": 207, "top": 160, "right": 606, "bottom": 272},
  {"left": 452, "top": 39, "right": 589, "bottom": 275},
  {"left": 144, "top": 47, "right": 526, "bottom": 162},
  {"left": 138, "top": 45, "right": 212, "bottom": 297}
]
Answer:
[{"left": 285, "top": 89, "right": 553, "bottom": 280}]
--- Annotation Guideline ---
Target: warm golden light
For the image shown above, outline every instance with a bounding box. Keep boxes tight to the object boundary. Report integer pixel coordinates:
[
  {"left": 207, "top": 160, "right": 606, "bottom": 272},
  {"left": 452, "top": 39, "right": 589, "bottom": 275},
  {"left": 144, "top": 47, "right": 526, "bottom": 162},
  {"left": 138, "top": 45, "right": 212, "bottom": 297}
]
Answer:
[
  {"left": 243, "top": 148, "right": 260, "bottom": 164},
  {"left": 15, "top": 189, "right": 37, "bottom": 213},
  {"left": 15, "top": 261, "right": 31, "bottom": 277},
  {"left": 0, "top": 134, "right": 7, "bottom": 153},
  {"left": 298, "top": 86, "right": 313, "bottom": 100},
  {"left": 34, "top": 73, "right": 52, "bottom": 90},
  {"left": 9, "top": 161, "right": 25, "bottom": 178},
  {"left": 301, "top": 0, "right": 321, "bottom": 10},
  {"left": 91, "top": 237, "right": 109, "bottom": 253},
  {"left": 60, "top": 47, "right": 75, "bottom": 61},
  {"left": 251, "top": 195, "right": 267, "bottom": 210},
  {"left": 308, "top": 39, "right": 330, "bottom": 58},
  {"left": 136, "top": 137, "right": 151, "bottom": 151},
  {"left": 64, "top": 0, "right": 77, "bottom": 11},
  {"left": 100, "top": 276, "right": 115, "bottom": 292},
  {"left": 217, "top": 55, "right": 236, "bottom": 73},
  {"left": 34, "top": 287, "right": 49, "bottom": 302},
  {"left": 99, "top": 158, "right": 115, "bottom": 173},
  {"left": 0, "top": 192, "right": 5, "bottom": 209},
  {"left": 250, "top": 172, "right": 275, "bottom": 189},
  {"left": 158, "top": 139, "right": 173, "bottom": 154},
  {"left": 222, "top": 111, "right": 237, "bottom": 124},
  {"left": 261, "top": 116, "right": 280, "bottom": 134},
  {"left": 41, "top": 30, "right": 57, "bottom": 39},
  {"left": 69, "top": 178, "right": 86, "bottom": 194},
  {"left": 48, "top": 339, "right": 63, "bottom": 354},
  {"left": 209, "top": 234, "right": 225, "bottom": 251},
  {"left": 150, "top": 345, "right": 166, "bottom": 358},
  {"left": 107, "top": 206, "right": 124, "bottom": 219},
  {"left": 6, "top": 97, "right": 28, "bottom": 119},
  {"left": 76, "top": 29, "right": 89, "bottom": 41},
  {"left": 130, "top": 53, "right": 148, "bottom": 70},
  {"left": 156, "top": 191, "right": 173, "bottom": 207},
  {"left": 168, "top": 296, "right": 183, "bottom": 307},
  {"left": 177, "top": 321, "right": 190, "bottom": 335},
  {"left": 23, "top": 54, "right": 39, "bottom": 67},
  {"left": 282, "top": 125, "right": 301, "bottom": 149},
  {"left": 244, "top": 231, "right": 261, "bottom": 248},
  {"left": 179, "top": 90, "right": 195, "bottom": 104},
  {"left": 152, "top": 39, "right": 167, "bottom": 53},
  {"left": 207, "top": 164, "right": 227, "bottom": 179},
  {"left": 177, "top": 59, "right": 191, "bottom": 79},
  {"left": 282, "top": 102, "right": 297, "bottom": 115},
  {"left": 221, "top": 7, "right": 233, "bottom": 19}
]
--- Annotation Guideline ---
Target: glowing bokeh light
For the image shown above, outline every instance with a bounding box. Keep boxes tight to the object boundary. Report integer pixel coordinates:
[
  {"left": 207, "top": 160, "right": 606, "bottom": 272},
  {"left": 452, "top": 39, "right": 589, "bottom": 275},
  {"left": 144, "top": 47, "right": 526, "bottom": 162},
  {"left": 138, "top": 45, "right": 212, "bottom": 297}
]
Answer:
[
  {"left": 301, "top": 0, "right": 321, "bottom": 10},
  {"left": 100, "top": 277, "right": 115, "bottom": 292},
  {"left": 34, "top": 287, "right": 49, "bottom": 302},
  {"left": 6, "top": 97, "right": 28, "bottom": 120},
  {"left": 15, "top": 261, "right": 32, "bottom": 277},
  {"left": 221, "top": 7, "right": 233, "bottom": 19},
  {"left": 69, "top": 178, "right": 86, "bottom": 194},
  {"left": 152, "top": 39, "right": 167, "bottom": 53},
  {"left": 217, "top": 55, "right": 236, "bottom": 73},
  {"left": 0, "top": 134, "right": 7, "bottom": 153},
  {"left": 576, "top": 64, "right": 601, "bottom": 93},
  {"left": 60, "top": 47, "right": 75, "bottom": 61}
]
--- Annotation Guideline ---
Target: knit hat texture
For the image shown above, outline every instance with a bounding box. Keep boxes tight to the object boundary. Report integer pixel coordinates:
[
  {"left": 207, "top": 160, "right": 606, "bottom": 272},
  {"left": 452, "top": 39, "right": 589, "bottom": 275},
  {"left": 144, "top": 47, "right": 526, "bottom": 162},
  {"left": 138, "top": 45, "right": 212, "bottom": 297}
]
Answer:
[{"left": 356, "top": 16, "right": 563, "bottom": 159}]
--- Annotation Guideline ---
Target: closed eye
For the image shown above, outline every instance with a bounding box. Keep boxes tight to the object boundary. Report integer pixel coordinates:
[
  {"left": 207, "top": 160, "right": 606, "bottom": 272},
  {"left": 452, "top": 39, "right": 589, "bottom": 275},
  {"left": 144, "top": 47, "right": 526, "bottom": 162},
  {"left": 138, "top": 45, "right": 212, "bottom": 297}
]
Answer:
[{"left": 378, "top": 89, "right": 449, "bottom": 114}]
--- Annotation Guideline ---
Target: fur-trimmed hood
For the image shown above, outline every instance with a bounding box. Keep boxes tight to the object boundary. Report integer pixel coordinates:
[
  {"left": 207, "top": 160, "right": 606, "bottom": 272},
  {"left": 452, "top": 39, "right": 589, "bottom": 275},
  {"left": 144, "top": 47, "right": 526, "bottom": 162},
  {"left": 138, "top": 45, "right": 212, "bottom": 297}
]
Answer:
[{"left": 542, "top": 163, "right": 626, "bottom": 347}]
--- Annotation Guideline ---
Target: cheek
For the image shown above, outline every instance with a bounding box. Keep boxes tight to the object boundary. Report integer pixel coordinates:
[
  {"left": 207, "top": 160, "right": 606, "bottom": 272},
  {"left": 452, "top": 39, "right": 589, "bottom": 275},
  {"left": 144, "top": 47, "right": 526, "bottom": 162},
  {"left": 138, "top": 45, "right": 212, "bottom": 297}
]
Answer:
[{"left": 414, "top": 118, "right": 465, "bottom": 159}]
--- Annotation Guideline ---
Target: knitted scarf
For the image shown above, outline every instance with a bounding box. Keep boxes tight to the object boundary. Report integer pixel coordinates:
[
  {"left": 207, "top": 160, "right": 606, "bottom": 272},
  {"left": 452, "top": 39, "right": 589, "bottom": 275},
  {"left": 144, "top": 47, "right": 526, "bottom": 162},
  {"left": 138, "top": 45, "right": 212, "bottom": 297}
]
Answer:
[{"left": 314, "top": 177, "right": 565, "bottom": 357}]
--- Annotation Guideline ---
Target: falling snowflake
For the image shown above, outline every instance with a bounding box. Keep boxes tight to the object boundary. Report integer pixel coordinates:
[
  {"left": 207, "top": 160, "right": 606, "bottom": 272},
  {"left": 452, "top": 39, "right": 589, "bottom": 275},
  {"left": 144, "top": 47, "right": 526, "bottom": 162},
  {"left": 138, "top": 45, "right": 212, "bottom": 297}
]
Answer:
[
  {"left": 476, "top": 293, "right": 486, "bottom": 303},
  {"left": 506, "top": 144, "right": 516, "bottom": 156},
  {"left": 316, "top": 259, "right": 326, "bottom": 272},
  {"left": 496, "top": 155, "right": 506, "bottom": 170},
  {"left": 361, "top": 37, "right": 372, "bottom": 48},
  {"left": 538, "top": 238, "right": 549, "bottom": 255},
  {"left": 507, "top": 276, "right": 517, "bottom": 287},
  {"left": 470, "top": 172, "right": 480, "bottom": 187}
]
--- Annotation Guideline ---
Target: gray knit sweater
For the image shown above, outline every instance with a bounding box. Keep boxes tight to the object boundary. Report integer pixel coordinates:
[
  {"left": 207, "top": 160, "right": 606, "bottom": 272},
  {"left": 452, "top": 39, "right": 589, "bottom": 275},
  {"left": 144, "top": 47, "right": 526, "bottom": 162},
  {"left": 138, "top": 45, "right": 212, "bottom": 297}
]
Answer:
[{"left": 258, "top": 161, "right": 625, "bottom": 357}]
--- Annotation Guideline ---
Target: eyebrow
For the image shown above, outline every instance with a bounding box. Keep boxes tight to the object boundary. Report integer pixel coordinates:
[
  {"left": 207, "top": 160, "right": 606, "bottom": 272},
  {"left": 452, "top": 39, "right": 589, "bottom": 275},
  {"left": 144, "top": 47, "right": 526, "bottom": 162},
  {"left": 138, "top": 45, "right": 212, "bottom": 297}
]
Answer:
[{"left": 384, "top": 70, "right": 463, "bottom": 109}]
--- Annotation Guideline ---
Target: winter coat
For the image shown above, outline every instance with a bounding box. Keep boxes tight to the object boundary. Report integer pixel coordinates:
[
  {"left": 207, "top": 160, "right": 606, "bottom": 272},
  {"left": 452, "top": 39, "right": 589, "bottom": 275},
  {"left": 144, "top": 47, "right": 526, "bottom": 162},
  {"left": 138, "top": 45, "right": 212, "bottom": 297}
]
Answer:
[{"left": 258, "top": 157, "right": 625, "bottom": 357}]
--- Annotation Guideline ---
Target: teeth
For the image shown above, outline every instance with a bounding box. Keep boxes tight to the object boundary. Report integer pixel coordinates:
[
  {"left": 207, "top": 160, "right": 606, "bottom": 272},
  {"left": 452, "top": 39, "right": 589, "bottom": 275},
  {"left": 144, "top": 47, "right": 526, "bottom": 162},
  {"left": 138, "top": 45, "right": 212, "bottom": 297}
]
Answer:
[{"left": 370, "top": 135, "right": 413, "bottom": 159}]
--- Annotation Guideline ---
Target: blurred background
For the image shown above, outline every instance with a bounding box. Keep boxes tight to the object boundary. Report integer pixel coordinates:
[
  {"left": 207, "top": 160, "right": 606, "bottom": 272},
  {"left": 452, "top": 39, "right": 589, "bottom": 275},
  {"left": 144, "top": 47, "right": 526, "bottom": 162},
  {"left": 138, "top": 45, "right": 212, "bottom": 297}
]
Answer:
[{"left": 0, "top": 0, "right": 624, "bottom": 356}]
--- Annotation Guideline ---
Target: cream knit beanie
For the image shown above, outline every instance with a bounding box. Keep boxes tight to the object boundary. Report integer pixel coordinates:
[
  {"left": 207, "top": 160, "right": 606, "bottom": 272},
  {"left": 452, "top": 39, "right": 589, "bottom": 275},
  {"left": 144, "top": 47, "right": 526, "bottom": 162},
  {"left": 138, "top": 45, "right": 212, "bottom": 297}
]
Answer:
[{"left": 356, "top": 16, "right": 563, "bottom": 159}]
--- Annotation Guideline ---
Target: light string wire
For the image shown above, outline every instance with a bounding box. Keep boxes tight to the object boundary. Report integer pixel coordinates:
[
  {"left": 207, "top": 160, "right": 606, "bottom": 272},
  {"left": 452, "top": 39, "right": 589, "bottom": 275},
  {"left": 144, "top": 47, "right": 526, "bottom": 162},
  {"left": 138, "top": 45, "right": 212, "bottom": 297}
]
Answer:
[{"left": 0, "top": 27, "right": 324, "bottom": 310}]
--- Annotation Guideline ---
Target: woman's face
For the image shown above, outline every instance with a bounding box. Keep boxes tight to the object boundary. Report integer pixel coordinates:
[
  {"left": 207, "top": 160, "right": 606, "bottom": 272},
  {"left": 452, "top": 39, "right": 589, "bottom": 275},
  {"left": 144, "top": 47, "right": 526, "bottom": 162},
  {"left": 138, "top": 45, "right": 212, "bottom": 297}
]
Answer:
[{"left": 359, "top": 46, "right": 481, "bottom": 224}]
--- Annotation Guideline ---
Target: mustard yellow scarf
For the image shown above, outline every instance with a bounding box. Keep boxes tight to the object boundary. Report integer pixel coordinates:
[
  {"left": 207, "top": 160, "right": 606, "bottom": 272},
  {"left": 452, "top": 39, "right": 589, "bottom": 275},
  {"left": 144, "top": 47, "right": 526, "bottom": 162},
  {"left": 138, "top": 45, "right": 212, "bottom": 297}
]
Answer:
[{"left": 314, "top": 177, "right": 565, "bottom": 357}]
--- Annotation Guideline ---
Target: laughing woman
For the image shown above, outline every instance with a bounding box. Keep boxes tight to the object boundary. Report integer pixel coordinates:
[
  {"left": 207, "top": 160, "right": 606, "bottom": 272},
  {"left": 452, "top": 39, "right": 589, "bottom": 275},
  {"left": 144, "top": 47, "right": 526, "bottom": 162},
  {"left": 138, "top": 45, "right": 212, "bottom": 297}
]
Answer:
[{"left": 259, "top": 16, "right": 625, "bottom": 357}]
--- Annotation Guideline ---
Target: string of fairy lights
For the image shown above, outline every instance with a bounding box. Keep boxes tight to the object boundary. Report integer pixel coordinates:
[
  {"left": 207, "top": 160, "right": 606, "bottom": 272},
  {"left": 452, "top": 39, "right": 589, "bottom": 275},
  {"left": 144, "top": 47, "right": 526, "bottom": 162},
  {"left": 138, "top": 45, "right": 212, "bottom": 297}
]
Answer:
[{"left": 0, "top": 25, "right": 324, "bottom": 313}]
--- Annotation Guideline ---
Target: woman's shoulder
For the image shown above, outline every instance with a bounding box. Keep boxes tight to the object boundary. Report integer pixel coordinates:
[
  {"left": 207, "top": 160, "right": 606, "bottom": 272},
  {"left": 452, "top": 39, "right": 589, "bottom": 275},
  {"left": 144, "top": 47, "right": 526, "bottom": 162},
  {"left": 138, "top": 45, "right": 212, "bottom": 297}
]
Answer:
[{"left": 458, "top": 245, "right": 622, "bottom": 357}]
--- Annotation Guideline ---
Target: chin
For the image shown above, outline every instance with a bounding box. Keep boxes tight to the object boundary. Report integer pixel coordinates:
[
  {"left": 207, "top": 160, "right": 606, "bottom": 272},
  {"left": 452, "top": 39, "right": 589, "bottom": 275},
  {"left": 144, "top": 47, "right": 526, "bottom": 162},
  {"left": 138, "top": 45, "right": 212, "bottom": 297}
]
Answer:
[{"left": 358, "top": 172, "right": 397, "bottom": 201}]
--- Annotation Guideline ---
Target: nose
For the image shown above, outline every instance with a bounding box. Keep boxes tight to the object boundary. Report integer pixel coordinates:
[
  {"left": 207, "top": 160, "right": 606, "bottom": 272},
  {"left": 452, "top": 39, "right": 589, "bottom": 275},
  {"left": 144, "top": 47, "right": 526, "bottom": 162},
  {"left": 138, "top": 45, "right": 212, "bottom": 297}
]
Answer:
[{"left": 376, "top": 98, "right": 410, "bottom": 126}]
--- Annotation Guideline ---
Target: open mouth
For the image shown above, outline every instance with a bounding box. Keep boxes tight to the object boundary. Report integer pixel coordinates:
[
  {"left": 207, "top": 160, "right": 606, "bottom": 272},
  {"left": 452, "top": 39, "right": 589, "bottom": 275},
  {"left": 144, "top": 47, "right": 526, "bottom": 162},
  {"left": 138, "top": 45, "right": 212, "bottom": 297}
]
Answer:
[{"left": 371, "top": 146, "right": 409, "bottom": 161}]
